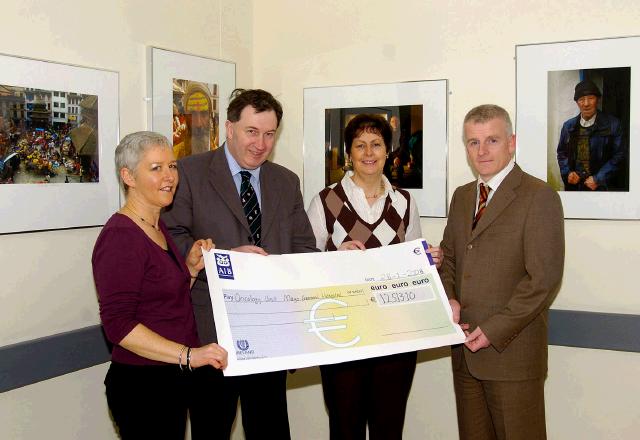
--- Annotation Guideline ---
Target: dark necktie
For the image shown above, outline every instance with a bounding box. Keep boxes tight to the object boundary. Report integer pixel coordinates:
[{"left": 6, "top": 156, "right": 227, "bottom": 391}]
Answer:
[
  {"left": 472, "top": 183, "right": 489, "bottom": 230},
  {"left": 240, "top": 171, "right": 262, "bottom": 246}
]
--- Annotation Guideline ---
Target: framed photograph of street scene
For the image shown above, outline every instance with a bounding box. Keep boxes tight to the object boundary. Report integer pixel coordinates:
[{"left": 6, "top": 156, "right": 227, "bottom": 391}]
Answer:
[
  {"left": 0, "top": 53, "right": 119, "bottom": 233},
  {"left": 147, "top": 47, "right": 235, "bottom": 159},
  {"left": 516, "top": 36, "right": 640, "bottom": 219},
  {"left": 303, "top": 80, "right": 448, "bottom": 217}
]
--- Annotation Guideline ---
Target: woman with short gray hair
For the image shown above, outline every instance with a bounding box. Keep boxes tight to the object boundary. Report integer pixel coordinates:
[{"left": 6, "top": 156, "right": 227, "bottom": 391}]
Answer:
[{"left": 92, "top": 131, "right": 227, "bottom": 439}]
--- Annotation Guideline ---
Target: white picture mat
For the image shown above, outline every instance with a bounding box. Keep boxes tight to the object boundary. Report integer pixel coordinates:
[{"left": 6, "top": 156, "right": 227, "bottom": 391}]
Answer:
[
  {"left": 0, "top": 53, "right": 119, "bottom": 233},
  {"left": 303, "top": 80, "right": 448, "bottom": 217},
  {"left": 148, "top": 47, "right": 235, "bottom": 147},
  {"left": 516, "top": 36, "right": 640, "bottom": 219}
]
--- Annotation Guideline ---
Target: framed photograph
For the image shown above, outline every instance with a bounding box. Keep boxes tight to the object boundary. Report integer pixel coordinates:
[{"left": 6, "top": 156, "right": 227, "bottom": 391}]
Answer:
[
  {"left": 303, "top": 80, "right": 448, "bottom": 217},
  {"left": 516, "top": 36, "right": 640, "bottom": 219},
  {"left": 0, "top": 53, "right": 119, "bottom": 233},
  {"left": 147, "top": 47, "right": 235, "bottom": 159}
]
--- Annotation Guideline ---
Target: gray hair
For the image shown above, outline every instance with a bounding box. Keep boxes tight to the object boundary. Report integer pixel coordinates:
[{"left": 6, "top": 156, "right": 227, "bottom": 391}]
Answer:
[
  {"left": 462, "top": 104, "right": 513, "bottom": 143},
  {"left": 115, "top": 131, "right": 172, "bottom": 190}
]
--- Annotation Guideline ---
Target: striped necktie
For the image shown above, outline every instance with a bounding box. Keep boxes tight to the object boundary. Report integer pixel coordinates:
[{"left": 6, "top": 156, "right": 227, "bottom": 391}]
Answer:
[
  {"left": 240, "top": 171, "right": 262, "bottom": 246},
  {"left": 472, "top": 183, "right": 489, "bottom": 230}
]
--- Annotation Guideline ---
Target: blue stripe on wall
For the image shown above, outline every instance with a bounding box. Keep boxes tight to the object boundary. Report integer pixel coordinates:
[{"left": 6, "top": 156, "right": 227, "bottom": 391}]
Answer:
[
  {"left": 0, "top": 325, "right": 111, "bottom": 393},
  {"left": 1, "top": 310, "right": 638, "bottom": 393}
]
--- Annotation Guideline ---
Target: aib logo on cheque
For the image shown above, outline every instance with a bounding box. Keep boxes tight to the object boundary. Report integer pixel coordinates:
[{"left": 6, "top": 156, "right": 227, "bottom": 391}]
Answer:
[
  {"left": 304, "top": 299, "right": 361, "bottom": 348},
  {"left": 215, "top": 253, "right": 234, "bottom": 280}
]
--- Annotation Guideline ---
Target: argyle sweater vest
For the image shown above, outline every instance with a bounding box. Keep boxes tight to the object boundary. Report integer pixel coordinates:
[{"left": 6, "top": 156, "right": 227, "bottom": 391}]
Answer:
[{"left": 319, "top": 181, "right": 411, "bottom": 250}]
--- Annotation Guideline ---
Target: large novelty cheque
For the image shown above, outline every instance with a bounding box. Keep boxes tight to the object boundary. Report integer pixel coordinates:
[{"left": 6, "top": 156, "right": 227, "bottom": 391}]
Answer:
[{"left": 203, "top": 239, "right": 465, "bottom": 376}]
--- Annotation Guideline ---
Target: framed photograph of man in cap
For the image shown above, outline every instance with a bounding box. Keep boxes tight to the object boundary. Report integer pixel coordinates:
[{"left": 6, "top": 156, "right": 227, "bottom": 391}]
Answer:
[
  {"left": 548, "top": 68, "right": 630, "bottom": 193},
  {"left": 517, "top": 36, "right": 640, "bottom": 219}
]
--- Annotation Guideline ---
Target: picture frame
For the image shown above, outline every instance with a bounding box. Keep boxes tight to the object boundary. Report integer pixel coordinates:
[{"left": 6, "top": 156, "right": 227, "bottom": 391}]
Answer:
[
  {"left": 516, "top": 36, "right": 640, "bottom": 219},
  {"left": 0, "top": 53, "right": 119, "bottom": 234},
  {"left": 147, "top": 47, "right": 236, "bottom": 159},
  {"left": 303, "top": 80, "right": 448, "bottom": 217}
]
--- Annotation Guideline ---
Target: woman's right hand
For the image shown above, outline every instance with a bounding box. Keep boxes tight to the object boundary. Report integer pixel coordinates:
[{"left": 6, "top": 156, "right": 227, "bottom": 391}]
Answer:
[
  {"left": 338, "top": 240, "right": 366, "bottom": 251},
  {"left": 186, "top": 238, "right": 215, "bottom": 277},
  {"left": 189, "top": 343, "right": 228, "bottom": 370}
]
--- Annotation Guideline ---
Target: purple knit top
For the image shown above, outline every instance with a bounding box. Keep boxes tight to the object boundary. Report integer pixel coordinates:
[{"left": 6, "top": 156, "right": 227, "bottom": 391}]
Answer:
[{"left": 92, "top": 213, "right": 200, "bottom": 365}]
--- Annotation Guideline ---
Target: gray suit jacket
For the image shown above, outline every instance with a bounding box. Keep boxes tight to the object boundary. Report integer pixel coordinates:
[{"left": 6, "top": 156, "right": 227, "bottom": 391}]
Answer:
[
  {"left": 440, "top": 164, "right": 565, "bottom": 381},
  {"left": 162, "top": 147, "right": 318, "bottom": 343}
]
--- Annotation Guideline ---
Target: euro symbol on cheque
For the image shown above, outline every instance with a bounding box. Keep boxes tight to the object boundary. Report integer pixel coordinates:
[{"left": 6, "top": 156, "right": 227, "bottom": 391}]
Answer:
[{"left": 304, "top": 299, "right": 361, "bottom": 348}]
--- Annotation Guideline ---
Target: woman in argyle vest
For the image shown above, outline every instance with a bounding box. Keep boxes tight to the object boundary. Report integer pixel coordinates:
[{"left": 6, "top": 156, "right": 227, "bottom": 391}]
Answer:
[{"left": 307, "top": 114, "right": 442, "bottom": 439}]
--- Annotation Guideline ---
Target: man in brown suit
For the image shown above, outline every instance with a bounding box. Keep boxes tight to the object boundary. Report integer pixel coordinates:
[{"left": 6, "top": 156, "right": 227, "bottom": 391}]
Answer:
[
  {"left": 440, "top": 104, "right": 564, "bottom": 440},
  {"left": 162, "top": 89, "right": 317, "bottom": 439}
]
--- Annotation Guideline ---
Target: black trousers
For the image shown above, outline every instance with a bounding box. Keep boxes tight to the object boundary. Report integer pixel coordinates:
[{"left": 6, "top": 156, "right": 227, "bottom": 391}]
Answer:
[
  {"left": 105, "top": 362, "right": 208, "bottom": 439},
  {"left": 194, "top": 367, "right": 291, "bottom": 439},
  {"left": 320, "top": 351, "right": 417, "bottom": 440}
]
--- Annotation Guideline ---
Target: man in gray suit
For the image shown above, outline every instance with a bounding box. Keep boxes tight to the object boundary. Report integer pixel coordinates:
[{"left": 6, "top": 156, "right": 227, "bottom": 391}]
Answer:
[
  {"left": 440, "top": 104, "right": 564, "bottom": 440},
  {"left": 163, "top": 89, "right": 317, "bottom": 439}
]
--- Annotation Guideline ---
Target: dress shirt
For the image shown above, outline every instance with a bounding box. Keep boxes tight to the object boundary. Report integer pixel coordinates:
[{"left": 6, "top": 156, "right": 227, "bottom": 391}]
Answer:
[
  {"left": 224, "top": 144, "right": 262, "bottom": 207},
  {"left": 475, "top": 159, "right": 515, "bottom": 214},
  {"left": 307, "top": 171, "right": 422, "bottom": 251}
]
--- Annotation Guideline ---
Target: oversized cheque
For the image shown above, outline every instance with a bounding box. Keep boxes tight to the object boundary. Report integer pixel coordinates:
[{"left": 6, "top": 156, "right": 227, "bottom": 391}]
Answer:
[{"left": 203, "top": 239, "right": 465, "bottom": 376}]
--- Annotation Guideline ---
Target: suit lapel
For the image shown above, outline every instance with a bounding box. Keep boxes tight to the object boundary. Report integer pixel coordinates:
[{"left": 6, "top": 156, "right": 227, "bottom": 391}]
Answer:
[
  {"left": 259, "top": 162, "right": 281, "bottom": 240},
  {"left": 208, "top": 149, "right": 251, "bottom": 233},
  {"left": 471, "top": 165, "right": 522, "bottom": 239},
  {"left": 163, "top": 224, "right": 190, "bottom": 277}
]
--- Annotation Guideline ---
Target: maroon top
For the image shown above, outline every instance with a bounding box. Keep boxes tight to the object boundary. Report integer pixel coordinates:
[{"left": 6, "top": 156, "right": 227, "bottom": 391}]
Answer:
[{"left": 92, "top": 213, "right": 200, "bottom": 366}]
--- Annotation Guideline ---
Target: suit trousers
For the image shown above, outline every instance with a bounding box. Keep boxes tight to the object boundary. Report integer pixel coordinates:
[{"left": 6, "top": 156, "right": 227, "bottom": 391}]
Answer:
[
  {"left": 320, "top": 351, "right": 417, "bottom": 440},
  {"left": 453, "top": 352, "right": 546, "bottom": 440},
  {"left": 195, "top": 366, "right": 291, "bottom": 439}
]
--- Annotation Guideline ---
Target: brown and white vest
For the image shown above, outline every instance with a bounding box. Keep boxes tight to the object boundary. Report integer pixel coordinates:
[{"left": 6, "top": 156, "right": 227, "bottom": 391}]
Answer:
[{"left": 319, "top": 181, "right": 411, "bottom": 250}]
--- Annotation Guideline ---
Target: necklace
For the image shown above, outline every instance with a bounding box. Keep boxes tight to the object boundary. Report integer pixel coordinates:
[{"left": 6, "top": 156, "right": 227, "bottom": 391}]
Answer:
[
  {"left": 365, "top": 181, "right": 386, "bottom": 199},
  {"left": 123, "top": 205, "right": 160, "bottom": 231}
]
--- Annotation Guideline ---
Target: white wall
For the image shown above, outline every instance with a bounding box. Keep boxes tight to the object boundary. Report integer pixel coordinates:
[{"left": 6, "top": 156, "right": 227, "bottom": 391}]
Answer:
[
  {"left": 251, "top": 1, "right": 640, "bottom": 438},
  {"left": 2, "top": 1, "right": 640, "bottom": 439},
  {"left": 0, "top": 1, "right": 252, "bottom": 438}
]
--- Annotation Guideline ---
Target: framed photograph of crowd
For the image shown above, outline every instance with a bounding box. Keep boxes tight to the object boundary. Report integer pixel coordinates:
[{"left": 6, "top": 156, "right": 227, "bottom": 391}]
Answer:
[
  {"left": 147, "top": 47, "right": 235, "bottom": 160},
  {"left": 516, "top": 36, "right": 640, "bottom": 219},
  {"left": 303, "top": 80, "right": 448, "bottom": 217},
  {"left": 0, "top": 53, "right": 119, "bottom": 233}
]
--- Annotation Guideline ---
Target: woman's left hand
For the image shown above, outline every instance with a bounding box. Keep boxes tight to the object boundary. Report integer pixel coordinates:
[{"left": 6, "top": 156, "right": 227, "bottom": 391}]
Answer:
[
  {"left": 427, "top": 245, "right": 443, "bottom": 269},
  {"left": 338, "top": 240, "right": 366, "bottom": 251},
  {"left": 186, "top": 239, "right": 215, "bottom": 278}
]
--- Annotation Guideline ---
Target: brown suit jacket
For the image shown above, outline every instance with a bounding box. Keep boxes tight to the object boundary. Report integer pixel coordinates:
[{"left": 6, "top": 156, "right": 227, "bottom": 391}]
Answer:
[
  {"left": 440, "top": 164, "right": 564, "bottom": 381},
  {"left": 162, "top": 147, "right": 318, "bottom": 344}
]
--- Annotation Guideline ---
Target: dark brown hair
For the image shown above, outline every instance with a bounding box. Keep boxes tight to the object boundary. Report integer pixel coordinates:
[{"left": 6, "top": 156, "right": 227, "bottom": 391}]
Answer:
[
  {"left": 344, "top": 114, "right": 392, "bottom": 155},
  {"left": 227, "top": 89, "right": 283, "bottom": 126}
]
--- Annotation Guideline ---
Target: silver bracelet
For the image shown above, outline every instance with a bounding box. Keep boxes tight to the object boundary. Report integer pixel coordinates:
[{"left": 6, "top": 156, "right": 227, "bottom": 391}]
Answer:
[
  {"left": 178, "top": 345, "right": 188, "bottom": 371},
  {"left": 187, "top": 347, "right": 193, "bottom": 372}
]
